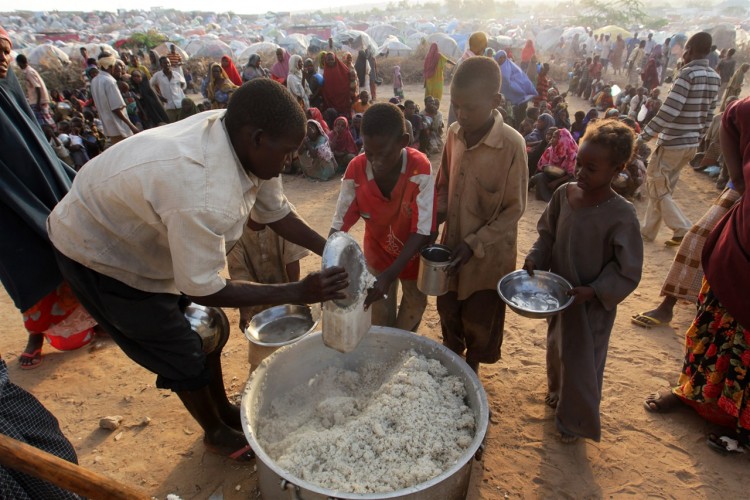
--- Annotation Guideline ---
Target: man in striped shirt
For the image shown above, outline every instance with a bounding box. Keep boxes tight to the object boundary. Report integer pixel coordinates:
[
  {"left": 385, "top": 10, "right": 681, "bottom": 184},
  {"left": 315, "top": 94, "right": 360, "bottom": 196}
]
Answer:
[{"left": 639, "top": 32, "right": 720, "bottom": 246}]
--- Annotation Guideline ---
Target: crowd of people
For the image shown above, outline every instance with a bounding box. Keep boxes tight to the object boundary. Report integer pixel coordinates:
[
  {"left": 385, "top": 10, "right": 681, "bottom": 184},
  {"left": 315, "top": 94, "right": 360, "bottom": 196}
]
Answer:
[{"left": 1, "top": 19, "right": 750, "bottom": 496}]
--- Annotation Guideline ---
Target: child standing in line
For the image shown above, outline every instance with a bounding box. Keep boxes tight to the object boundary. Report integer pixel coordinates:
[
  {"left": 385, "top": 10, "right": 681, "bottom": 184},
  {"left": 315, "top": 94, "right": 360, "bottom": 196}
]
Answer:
[
  {"left": 227, "top": 216, "right": 309, "bottom": 371},
  {"left": 393, "top": 65, "right": 404, "bottom": 99},
  {"left": 331, "top": 103, "right": 435, "bottom": 332},
  {"left": 523, "top": 119, "right": 643, "bottom": 443},
  {"left": 436, "top": 57, "right": 528, "bottom": 374}
]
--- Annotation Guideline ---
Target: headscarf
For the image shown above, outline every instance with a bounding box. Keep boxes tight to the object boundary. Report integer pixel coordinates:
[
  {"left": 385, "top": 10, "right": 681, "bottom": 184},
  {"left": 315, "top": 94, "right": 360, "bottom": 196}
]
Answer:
[
  {"left": 553, "top": 103, "right": 571, "bottom": 130},
  {"left": 521, "top": 40, "right": 536, "bottom": 63},
  {"left": 423, "top": 43, "right": 440, "bottom": 80},
  {"left": 247, "top": 54, "right": 261, "bottom": 68},
  {"left": 494, "top": 50, "right": 537, "bottom": 106},
  {"left": 221, "top": 56, "right": 242, "bottom": 86},
  {"left": 271, "top": 49, "right": 290, "bottom": 80},
  {"left": 0, "top": 25, "right": 11, "bottom": 48},
  {"left": 641, "top": 58, "right": 659, "bottom": 89},
  {"left": 306, "top": 119, "right": 334, "bottom": 162},
  {"left": 322, "top": 54, "right": 353, "bottom": 115},
  {"left": 288, "top": 54, "right": 304, "bottom": 79},
  {"left": 178, "top": 97, "right": 197, "bottom": 120},
  {"left": 328, "top": 116, "right": 358, "bottom": 154},
  {"left": 393, "top": 65, "right": 402, "bottom": 88},
  {"left": 207, "top": 63, "right": 238, "bottom": 102},
  {"left": 484, "top": 48, "right": 495, "bottom": 57},
  {"left": 0, "top": 54, "right": 77, "bottom": 311},
  {"left": 98, "top": 53, "right": 117, "bottom": 70},
  {"left": 318, "top": 51, "right": 327, "bottom": 69},
  {"left": 525, "top": 113, "right": 555, "bottom": 143},
  {"left": 468, "top": 32, "right": 488, "bottom": 56},
  {"left": 538, "top": 129, "right": 578, "bottom": 174},
  {"left": 307, "top": 107, "right": 330, "bottom": 135},
  {"left": 355, "top": 50, "right": 368, "bottom": 87}
]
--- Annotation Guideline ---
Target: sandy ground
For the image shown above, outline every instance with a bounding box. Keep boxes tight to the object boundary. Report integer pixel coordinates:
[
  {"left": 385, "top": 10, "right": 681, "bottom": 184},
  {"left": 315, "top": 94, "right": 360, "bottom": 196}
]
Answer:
[{"left": 1, "top": 81, "right": 749, "bottom": 499}]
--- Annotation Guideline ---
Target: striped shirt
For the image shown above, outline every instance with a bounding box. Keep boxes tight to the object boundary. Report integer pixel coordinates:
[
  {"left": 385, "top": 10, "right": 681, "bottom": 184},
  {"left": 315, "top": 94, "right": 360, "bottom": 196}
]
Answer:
[{"left": 641, "top": 59, "right": 720, "bottom": 149}]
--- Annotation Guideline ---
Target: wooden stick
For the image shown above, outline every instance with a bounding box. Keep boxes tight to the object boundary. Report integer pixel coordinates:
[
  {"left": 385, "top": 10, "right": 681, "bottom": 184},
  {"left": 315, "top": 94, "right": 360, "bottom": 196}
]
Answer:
[{"left": 0, "top": 433, "right": 150, "bottom": 500}]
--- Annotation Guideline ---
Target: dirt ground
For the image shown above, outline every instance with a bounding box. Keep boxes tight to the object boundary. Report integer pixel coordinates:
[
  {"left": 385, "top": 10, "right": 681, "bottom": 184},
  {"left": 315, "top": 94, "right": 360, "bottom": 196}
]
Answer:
[{"left": 1, "top": 81, "right": 749, "bottom": 499}]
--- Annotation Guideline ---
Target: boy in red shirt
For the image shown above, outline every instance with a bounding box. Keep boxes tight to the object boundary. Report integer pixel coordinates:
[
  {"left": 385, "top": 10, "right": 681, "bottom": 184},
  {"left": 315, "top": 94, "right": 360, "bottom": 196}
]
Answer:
[{"left": 331, "top": 103, "right": 436, "bottom": 331}]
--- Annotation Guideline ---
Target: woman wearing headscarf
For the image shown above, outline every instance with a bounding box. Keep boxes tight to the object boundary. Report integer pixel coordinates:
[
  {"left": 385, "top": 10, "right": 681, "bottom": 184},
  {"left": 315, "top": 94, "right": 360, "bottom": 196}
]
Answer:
[
  {"left": 448, "top": 32, "right": 488, "bottom": 125},
  {"left": 354, "top": 50, "right": 370, "bottom": 94},
  {"left": 242, "top": 54, "right": 267, "bottom": 82},
  {"left": 299, "top": 119, "right": 337, "bottom": 181},
  {"left": 721, "top": 63, "right": 750, "bottom": 111},
  {"left": 0, "top": 26, "right": 99, "bottom": 372},
  {"left": 529, "top": 128, "right": 579, "bottom": 201},
  {"left": 423, "top": 42, "right": 455, "bottom": 101},
  {"left": 270, "top": 48, "right": 291, "bottom": 85},
  {"left": 306, "top": 107, "right": 330, "bottom": 135},
  {"left": 178, "top": 97, "right": 198, "bottom": 120},
  {"left": 221, "top": 55, "right": 242, "bottom": 86},
  {"left": 130, "top": 69, "right": 169, "bottom": 128},
  {"left": 206, "top": 62, "right": 238, "bottom": 109},
  {"left": 494, "top": 50, "right": 537, "bottom": 126},
  {"left": 328, "top": 116, "right": 359, "bottom": 169},
  {"left": 611, "top": 35, "right": 626, "bottom": 75},
  {"left": 287, "top": 54, "right": 310, "bottom": 110},
  {"left": 641, "top": 58, "right": 660, "bottom": 91},
  {"left": 524, "top": 113, "right": 556, "bottom": 145},
  {"left": 322, "top": 52, "right": 356, "bottom": 117},
  {"left": 521, "top": 40, "right": 536, "bottom": 71},
  {"left": 525, "top": 55, "right": 539, "bottom": 86}
]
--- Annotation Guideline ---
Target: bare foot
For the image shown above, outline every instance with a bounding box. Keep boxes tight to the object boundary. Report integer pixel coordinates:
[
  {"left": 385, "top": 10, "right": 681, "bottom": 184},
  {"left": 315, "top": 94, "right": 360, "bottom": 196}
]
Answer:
[
  {"left": 545, "top": 392, "right": 559, "bottom": 408},
  {"left": 19, "top": 333, "right": 44, "bottom": 369},
  {"left": 644, "top": 389, "right": 681, "bottom": 413}
]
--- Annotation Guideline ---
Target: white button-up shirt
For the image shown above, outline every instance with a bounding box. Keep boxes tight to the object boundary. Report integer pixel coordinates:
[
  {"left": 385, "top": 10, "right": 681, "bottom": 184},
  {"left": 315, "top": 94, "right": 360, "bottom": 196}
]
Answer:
[
  {"left": 48, "top": 110, "right": 292, "bottom": 297},
  {"left": 149, "top": 70, "right": 186, "bottom": 110},
  {"left": 90, "top": 72, "right": 133, "bottom": 138}
]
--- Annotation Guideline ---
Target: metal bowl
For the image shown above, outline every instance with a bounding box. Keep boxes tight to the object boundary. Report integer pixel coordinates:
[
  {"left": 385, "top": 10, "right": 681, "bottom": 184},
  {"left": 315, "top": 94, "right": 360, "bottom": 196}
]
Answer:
[
  {"left": 245, "top": 304, "right": 320, "bottom": 347},
  {"left": 497, "top": 270, "right": 574, "bottom": 319}
]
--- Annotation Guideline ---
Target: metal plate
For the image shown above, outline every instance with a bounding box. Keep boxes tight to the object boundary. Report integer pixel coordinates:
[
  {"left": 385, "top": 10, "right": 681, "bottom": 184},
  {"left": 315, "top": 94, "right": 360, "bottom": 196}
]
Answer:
[
  {"left": 497, "top": 270, "right": 575, "bottom": 319},
  {"left": 245, "top": 304, "right": 320, "bottom": 347},
  {"left": 321, "top": 232, "right": 368, "bottom": 309}
]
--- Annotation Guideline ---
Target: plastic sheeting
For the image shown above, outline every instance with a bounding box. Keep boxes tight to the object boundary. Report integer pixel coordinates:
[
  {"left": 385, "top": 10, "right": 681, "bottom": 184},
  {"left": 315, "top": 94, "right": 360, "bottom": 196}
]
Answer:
[
  {"left": 278, "top": 33, "right": 309, "bottom": 55},
  {"left": 366, "top": 24, "right": 401, "bottom": 45},
  {"left": 26, "top": 44, "right": 70, "bottom": 70},
  {"left": 334, "top": 30, "right": 379, "bottom": 55},
  {"left": 237, "top": 42, "right": 281, "bottom": 63},
  {"left": 378, "top": 36, "right": 413, "bottom": 57},
  {"left": 426, "top": 33, "right": 461, "bottom": 59}
]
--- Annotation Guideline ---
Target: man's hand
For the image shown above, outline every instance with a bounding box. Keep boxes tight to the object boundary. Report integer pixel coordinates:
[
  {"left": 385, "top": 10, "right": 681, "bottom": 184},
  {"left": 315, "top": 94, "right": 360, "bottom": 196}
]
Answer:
[
  {"left": 567, "top": 286, "right": 595, "bottom": 305},
  {"left": 364, "top": 270, "right": 396, "bottom": 309},
  {"left": 239, "top": 310, "right": 251, "bottom": 333},
  {"left": 299, "top": 267, "right": 349, "bottom": 303},
  {"left": 446, "top": 242, "right": 473, "bottom": 275},
  {"left": 522, "top": 258, "right": 536, "bottom": 276}
]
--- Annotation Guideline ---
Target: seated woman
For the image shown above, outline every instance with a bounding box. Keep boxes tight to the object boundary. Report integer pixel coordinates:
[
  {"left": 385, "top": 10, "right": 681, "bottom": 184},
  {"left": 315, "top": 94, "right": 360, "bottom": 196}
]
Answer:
[
  {"left": 524, "top": 113, "right": 556, "bottom": 149},
  {"left": 328, "top": 116, "right": 359, "bottom": 170},
  {"left": 593, "top": 86, "right": 615, "bottom": 111},
  {"left": 298, "top": 120, "right": 338, "bottom": 181},
  {"left": 527, "top": 126, "right": 557, "bottom": 179},
  {"left": 206, "top": 63, "right": 238, "bottom": 109},
  {"left": 529, "top": 128, "right": 578, "bottom": 202}
]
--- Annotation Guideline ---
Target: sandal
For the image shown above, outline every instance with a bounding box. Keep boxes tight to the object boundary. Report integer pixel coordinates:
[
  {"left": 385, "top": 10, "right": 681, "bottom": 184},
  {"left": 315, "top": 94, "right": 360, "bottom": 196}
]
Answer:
[
  {"left": 19, "top": 348, "right": 43, "bottom": 370},
  {"left": 707, "top": 433, "right": 746, "bottom": 454}
]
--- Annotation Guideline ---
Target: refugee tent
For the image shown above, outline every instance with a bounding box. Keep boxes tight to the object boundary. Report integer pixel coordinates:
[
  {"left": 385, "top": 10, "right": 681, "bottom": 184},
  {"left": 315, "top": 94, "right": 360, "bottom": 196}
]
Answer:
[
  {"left": 237, "top": 42, "right": 281, "bottom": 62},
  {"left": 26, "top": 44, "right": 70, "bottom": 70},
  {"left": 278, "top": 33, "right": 309, "bottom": 55},
  {"left": 334, "top": 30, "right": 379, "bottom": 54},
  {"left": 378, "top": 36, "right": 413, "bottom": 57},
  {"left": 593, "top": 25, "right": 631, "bottom": 39},
  {"left": 427, "top": 33, "right": 460, "bottom": 58},
  {"left": 366, "top": 24, "right": 401, "bottom": 45},
  {"left": 153, "top": 42, "right": 189, "bottom": 61},
  {"left": 535, "top": 28, "right": 565, "bottom": 52},
  {"left": 190, "top": 39, "right": 233, "bottom": 59}
]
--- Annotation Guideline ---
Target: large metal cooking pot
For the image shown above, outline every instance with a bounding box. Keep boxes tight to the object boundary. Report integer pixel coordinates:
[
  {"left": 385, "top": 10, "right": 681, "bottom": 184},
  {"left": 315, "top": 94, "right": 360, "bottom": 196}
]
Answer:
[
  {"left": 241, "top": 326, "right": 489, "bottom": 500},
  {"left": 417, "top": 245, "right": 452, "bottom": 296}
]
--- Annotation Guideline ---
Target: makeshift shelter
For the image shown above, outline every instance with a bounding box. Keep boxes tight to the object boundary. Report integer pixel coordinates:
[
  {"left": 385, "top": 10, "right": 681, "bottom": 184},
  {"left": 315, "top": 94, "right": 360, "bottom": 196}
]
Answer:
[
  {"left": 366, "top": 24, "right": 401, "bottom": 45},
  {"left": 278, "top": 34, "right": 309, "bottom": 55},
  {"left": 406, "top": 32, "right": 428, "bottom": 50},
  {"left": 190, "top": 39, "right": 233, "bottom": 59},
  {"left": 593, "top": 25, "right": 631, "bottom": 39},
  {"left": 26, "top": 44, "right": 70, "bottom": 70},
  {"left": 426, "top": 33, "right": 460, "bottom": 59},
  {"left": 153, "top": 42, "right": 189, "bottom": 61},
  {"left": 237, "top": 42, "right": 281, "bottom": 63},
  {"left": 334, "top": 30, "right": 379, "bottom": 54},
  {"left": 378, "top": 36, "right": 413, "bottom": 57}
]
